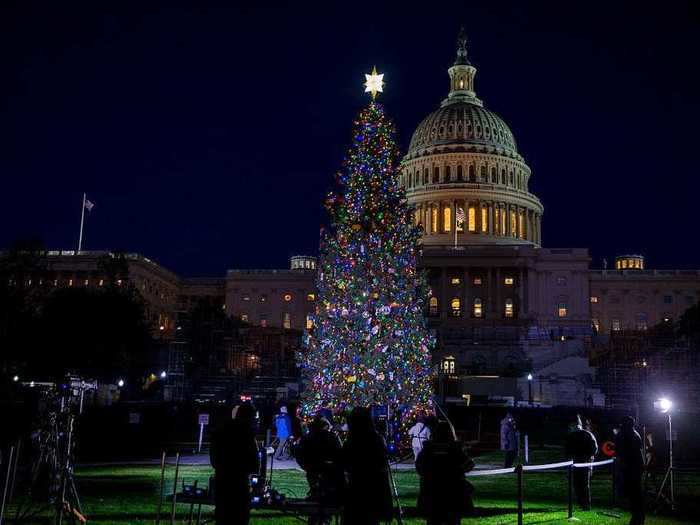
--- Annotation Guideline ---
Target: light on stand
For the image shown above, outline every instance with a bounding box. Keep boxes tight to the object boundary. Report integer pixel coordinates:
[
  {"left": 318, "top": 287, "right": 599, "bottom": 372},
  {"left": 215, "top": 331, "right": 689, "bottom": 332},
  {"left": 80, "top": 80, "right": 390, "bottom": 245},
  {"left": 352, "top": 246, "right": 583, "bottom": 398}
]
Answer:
[
  {"left": 160, "top": 371, "right": 167, "bottom": 379},
  {"left": 654, "top": 397, "right": 675, "bottom": 510},
  {"left": 117, "top": 379, "right": 125, "bottom": 388},
  {"left": 527, "top": 373, "right": 533, "bottom": 405}
]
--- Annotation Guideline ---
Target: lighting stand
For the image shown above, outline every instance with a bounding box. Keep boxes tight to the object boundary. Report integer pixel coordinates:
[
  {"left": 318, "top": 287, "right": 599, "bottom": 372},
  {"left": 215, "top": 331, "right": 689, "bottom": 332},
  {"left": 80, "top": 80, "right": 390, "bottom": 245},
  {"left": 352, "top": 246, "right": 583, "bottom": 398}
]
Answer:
[{"left": 654, "top": 412, "right": 675, "bottom": 511}]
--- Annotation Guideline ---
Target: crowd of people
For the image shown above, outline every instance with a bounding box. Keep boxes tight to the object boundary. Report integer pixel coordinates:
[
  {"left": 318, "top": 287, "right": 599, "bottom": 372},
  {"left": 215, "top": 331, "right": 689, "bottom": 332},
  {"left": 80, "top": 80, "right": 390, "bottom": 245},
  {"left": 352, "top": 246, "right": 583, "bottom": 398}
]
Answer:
[{"left": 210, "top": 404, "right": 647, "bottom": 525}]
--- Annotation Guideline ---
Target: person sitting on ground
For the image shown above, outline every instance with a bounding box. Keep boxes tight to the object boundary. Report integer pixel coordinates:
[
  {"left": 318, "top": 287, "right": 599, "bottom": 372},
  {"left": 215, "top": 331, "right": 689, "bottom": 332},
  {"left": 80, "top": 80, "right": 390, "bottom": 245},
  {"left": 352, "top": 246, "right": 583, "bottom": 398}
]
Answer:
[
  {"left": 500, "top": 412, "right": 519, "bottom": 468},
  {"left": 210, "top": 403, "right": 259, "bottom": 525},
  {"left": 273, "top": 405, "right": 292, "bottom": 460},
  {"left": 341, "top": 407, "right": 393, "bottom": 525},
  {"left": 416, "top": 421, "right": 475, "bottom": 525},
  {"left": 565, "top": 414, "right": 599, "bottom": 510},
  {"left": 408, "top": 414, "right": 432, "bottom": 462},
  {"left": 295, "top": 416, "right": 345, "bottom": 522}
]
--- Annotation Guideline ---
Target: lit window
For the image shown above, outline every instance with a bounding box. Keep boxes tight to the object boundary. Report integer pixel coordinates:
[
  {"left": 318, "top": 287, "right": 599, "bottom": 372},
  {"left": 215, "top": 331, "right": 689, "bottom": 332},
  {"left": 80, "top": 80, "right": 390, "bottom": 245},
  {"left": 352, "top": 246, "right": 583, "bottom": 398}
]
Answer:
[
  {"left": 451, "top": 277, "right": 461, "bottom": 285},
  {"left": 590, "top": 296, "right": 598, "bottom": 303},
  {"left": 443, "top": 206, "right": 452, "bottom": 233},
  {"left": 306, "top": 293, "right": 316, "bottom": 301},
  {"left": 442, "top": 358, "right": 455, "bottom": 374},
  {"left": 68, "top": 279, "right": 73, "bottom": 287},
  {"left": 306, "top": 315, "right": 313, "bottom": 330},
  {"left": 494, "top": 208, "right": 501, "bottom": 234},
  {"left": 504, "top": 277, "right": 514, "bottom": 285},
  {"left": 473, "top": 277, "right": 482, "bottom": 285},
  {"left": 99, "top": 279, "right": 104, "bottom": 287},
  {"left": 510, "top": 210, "right": 517, "bottom": 237},
  {"left": 612, "top": 319, "right": 621, "bottom": 331},
  {"left": 473, "top": 298, "right": 483, "bottom": 318},
  {"left": 558, "top": 303, "right": 568, "bottom": 318},
  {"left": 243, "top": 295, "right": 250, "bottom": 302},
  {"left": 505, "top": 298, "right": 514, "bottom": 318},
  {"left": 429, "top": 296, "right": 438, "bottom": 316},
  {"left": 636, "top": 313, "right": 648, "bottom": 331},
  {"left": 241, "top": 314, "right": 249, "bottom": 322},
  {"left": 451, "top": 298, "right": 461, "bottom": 317},
  {"left": 283, "top": 313, "right": 291, "bottom": 329},
  {"left": 518, "top": 212, "right": 525, "bottom": 239},
  {"left": 481, "top": 207, "right": 488, "bottom": 233},
  {"left": 260, "top": 316, "right": 267, "bottom": 328},
  {"left": 468, "top": 206, "right": 476, "bottom": 232},
  {"left": 117, "top": 279, "right": 122, "bottom": 286},
  {"left": 283, "top": 293, "right": 292, "bottom": 302},
  {"left": 431, "top": 207, "right": 438, "bottom": 233},
  {"left": 414, "top": 210, "right": 421, "bottom": 225},
  {"left": 260, "top": 295, "right": 267, "bottom": 303},
  {"left": 84, "top": 279, "right": 89, "bottom": 286},
  {"left": 501, "top": 210, "right": 507, "bottom": 235},
  {"left": 592, "top": 318, "right": 600, "bottom": 332},
  {"left": 556, "top": 276, "right": 567, "bottom": 286}
]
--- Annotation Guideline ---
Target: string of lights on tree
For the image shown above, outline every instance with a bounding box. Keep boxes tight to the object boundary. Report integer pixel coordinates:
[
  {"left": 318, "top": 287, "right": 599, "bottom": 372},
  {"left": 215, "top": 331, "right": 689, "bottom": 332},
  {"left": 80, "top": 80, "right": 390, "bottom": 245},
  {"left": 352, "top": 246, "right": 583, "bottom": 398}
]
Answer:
[{"left": 299, "top": 68, "right": 435, "bottom": 433}]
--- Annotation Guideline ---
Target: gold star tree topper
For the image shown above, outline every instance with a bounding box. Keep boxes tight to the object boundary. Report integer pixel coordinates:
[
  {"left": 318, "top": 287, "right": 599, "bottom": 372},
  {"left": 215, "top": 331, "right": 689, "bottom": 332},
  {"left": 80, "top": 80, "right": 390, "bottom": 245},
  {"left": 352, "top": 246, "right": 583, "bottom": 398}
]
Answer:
[{"left": 364, "top": 66, "right": 384, "bottom": 100}]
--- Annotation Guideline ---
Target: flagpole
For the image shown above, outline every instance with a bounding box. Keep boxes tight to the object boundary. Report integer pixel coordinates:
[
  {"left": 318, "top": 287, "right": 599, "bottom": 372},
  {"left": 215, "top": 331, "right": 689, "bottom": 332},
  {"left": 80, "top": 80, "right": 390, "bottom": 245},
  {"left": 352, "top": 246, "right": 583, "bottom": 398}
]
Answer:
[{"left": 78, "top": 192, "right": 86, "bottom": 253}]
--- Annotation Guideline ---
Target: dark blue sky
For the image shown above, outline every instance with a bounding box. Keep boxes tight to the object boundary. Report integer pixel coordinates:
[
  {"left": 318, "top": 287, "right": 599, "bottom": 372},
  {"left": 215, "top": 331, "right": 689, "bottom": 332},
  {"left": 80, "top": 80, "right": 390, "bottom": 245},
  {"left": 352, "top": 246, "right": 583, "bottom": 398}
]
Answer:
[{"left": 2, "top": 1, "right": 699, "bottom": 276}]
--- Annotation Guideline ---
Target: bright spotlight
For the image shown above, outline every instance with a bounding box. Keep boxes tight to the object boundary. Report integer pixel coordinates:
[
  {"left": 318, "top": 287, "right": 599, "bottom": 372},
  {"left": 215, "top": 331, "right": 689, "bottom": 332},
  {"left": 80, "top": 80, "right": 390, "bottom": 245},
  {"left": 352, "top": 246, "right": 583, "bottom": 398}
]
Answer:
[
  {"left": 12, "top": 375, "right": 19, "bottom": 382},
  {"left": 527, "top": 373, "right": 533, "bottom": 381},
  {"left": 117, "top": 379, "right": 125, "bottom": 388},
  {"left": 658, "top": 398, "right": 673, "bottom": 413},
  {"left": 160, "top": 371, "right": 167, "bottom": 379}
]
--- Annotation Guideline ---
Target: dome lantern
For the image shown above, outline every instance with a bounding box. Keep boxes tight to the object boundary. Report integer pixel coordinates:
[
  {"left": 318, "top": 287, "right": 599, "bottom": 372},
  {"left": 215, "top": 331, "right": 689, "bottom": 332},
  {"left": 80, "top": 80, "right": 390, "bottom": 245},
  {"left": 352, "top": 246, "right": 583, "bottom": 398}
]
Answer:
[{"left": 443, "top": 27, "right": 482, "bottom": 108}]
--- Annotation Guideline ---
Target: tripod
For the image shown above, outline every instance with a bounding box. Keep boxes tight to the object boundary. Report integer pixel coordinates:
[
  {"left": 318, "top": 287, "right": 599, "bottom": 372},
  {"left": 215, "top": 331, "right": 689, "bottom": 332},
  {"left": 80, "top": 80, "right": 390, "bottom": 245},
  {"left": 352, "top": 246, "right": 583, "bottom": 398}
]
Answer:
[
  {"left": 386, "top": 456, "right": 403, "bottom": 525},
  {"left": 654, "top": 412, "right": 674, "bottom": 511}
]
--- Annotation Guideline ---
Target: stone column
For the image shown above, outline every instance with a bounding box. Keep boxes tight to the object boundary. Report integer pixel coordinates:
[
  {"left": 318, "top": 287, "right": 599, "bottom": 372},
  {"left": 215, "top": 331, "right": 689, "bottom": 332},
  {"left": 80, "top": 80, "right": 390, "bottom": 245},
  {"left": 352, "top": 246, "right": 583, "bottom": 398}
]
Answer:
[{"left": 440, "top": 266, "right": 449, "bottom": 320}]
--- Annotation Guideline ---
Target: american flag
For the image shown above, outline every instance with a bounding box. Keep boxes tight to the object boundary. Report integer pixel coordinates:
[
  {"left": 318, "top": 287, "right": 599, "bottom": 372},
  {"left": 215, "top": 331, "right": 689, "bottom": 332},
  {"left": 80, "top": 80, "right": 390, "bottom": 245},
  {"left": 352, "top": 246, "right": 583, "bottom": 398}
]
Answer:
[
  {"left": 84, "top": 199, "right": 95, "bottom": 211},
  {"left": 456, "top": 207, "right": 465, "bottom": 226}
]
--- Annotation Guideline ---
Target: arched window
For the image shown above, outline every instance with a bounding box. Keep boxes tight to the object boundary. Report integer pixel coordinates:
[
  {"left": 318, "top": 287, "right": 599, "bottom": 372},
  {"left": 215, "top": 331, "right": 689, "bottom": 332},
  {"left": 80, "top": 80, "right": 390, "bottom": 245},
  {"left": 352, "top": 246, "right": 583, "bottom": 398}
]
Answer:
[
  {"left": 491, "top": 167, "right": 497, "bottom": 183},
  {"left": 509, "top": 171, "right": 514, "bottom": 185},
  {"left": 409, "top": 172, "right": 413, "bottom": 188},
  {"left": 468, "top": 165, "right": 475, "bottom": 182},
  {"left": 424, "top": 168, "right": 429, "bottom": 185},
  {"left": 473, "top": 298, "right": 483, "bottom": 318},
  {"left": 429, "top": 296, "right": 438, "bottom": 316},
  {"left": 481, "top": 207, "right": 488, "bottom": 233},
  {"left": 431, "top": 206, "right": 438, "bottom": 233},
  {"left": 445, "top": 165, "right": 451, "bottom": 180},
  {"left": 510, "top": 210, "right": 517, "bottom": 237},
  {"left": 480, "top": 166, "right": 487, "bottom": 181},
  {"left": 501, "top": 169, "right": 506, "bottom": 184},
  {"left": 443, "top": 206, "right": 452, "bottom": 233},
  {"left": 433, "top": 166, "right": 439, "bottom": 183},
  {"left": 494, "top": 208, "right": 501, "bottom": 235},
  {"left": 451, "top": 297, "right": 461, "bottom": 317},
  {"left": 457, "top": 165, "right": 463, "bottom": 181}
]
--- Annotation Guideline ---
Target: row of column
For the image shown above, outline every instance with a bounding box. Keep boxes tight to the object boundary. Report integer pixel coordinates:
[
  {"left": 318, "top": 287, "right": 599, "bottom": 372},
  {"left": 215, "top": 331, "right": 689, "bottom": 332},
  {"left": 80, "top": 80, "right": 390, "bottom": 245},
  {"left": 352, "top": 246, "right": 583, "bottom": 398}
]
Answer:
[{"left": 415, "top": 200, "right": 541, "bottom": 244}]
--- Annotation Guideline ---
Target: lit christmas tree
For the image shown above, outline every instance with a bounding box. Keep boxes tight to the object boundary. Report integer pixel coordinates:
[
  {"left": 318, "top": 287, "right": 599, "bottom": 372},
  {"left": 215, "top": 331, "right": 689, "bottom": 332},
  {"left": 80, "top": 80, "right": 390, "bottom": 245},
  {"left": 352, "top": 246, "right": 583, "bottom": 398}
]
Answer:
[{"left": 300, "top": 69, "right": 434, "bottom": 429}]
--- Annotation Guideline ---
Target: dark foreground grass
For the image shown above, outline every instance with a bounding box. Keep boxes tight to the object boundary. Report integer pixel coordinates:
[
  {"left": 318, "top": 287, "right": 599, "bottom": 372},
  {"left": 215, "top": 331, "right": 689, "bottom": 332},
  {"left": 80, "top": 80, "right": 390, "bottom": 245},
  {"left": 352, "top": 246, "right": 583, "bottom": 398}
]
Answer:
[{"left": 8, "top": 453, "right": 699, "bottom": 525}]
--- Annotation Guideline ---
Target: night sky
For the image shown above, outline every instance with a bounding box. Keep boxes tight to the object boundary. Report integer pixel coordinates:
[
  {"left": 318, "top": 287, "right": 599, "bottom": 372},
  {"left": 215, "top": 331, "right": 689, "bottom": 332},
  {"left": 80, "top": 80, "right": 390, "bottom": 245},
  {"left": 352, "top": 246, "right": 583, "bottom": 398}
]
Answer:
[{"left": 2, "top": 1, "right": 699, "bottom": 276}]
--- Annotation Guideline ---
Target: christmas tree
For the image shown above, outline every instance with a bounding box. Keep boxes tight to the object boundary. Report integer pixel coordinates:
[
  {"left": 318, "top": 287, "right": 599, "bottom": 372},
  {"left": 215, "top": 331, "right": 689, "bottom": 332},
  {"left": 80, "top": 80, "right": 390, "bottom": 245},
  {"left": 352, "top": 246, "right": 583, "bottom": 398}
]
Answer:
[{"left": 300, "top": 72, "right": 434, "bottom": 428}]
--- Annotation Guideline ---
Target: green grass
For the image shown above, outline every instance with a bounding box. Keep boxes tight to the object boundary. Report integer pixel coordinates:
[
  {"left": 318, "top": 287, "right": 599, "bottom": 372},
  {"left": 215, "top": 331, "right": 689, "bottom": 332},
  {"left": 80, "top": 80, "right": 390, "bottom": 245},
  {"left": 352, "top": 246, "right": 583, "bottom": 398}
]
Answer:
[{"left": 8, "top": 454, "right": 699, "bottom": 525}]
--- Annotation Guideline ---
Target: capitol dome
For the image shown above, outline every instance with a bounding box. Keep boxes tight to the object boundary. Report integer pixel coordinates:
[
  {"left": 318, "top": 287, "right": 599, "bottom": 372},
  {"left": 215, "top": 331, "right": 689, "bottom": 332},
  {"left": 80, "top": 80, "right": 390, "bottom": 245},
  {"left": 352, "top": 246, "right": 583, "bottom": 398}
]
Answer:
[
  {"left": 407, "top": 103, "right": 519, "bottom": 160},
  {"left": 400, "top": 29, "right": 543, "bottom": 247}
]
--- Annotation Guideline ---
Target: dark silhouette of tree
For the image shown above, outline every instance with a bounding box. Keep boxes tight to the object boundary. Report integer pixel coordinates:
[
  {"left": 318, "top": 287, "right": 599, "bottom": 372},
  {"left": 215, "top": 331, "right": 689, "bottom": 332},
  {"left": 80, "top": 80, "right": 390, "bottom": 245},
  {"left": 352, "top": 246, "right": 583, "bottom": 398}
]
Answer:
[{"left": 679, "top": 303, "right": 700, "bottom": 344}]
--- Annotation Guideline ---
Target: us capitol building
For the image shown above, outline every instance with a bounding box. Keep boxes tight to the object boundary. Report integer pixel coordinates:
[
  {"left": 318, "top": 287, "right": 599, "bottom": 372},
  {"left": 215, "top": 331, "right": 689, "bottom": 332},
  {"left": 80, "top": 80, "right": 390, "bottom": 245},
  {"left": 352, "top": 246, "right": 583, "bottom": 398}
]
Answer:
[{"left": 32, "top": 32, "right": 700, "bottom": 407}]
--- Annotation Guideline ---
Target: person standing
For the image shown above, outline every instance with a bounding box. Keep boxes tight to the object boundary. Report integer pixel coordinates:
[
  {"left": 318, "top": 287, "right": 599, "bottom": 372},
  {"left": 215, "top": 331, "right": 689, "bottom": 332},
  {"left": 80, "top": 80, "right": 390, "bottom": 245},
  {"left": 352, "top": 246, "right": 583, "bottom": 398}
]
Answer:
[
  {"left": 615, "top": 416, "right": 645, "bottom": 525},
  {"left": 500, "top": 412, "right": 519, "bottom": 468},
  {"left": 341, "top": 407, "right": 394, "bottom": 525},
  {"left": 565, "top": 414, "right": 599, "bottom": 510},
  {"left": 210, "top": 403, "right": 259, "bottom": 525},
  {"left": 273, "top": 405, "right": 292, "bottom": 460},
  {"left": 408, "top": 415, "right": 432, "bottom": 462},
  {"left": 416, "top": 421, "right": 475, "bottom": 524},
  {"left": 295, "top": 416, "right": 345, "bottom": 523}
]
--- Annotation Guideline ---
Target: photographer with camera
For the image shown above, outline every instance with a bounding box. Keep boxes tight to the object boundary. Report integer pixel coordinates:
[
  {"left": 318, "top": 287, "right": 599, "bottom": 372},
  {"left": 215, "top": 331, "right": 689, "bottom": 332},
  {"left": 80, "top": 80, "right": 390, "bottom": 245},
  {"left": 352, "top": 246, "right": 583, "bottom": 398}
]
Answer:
[{"left": 210, "top": 403, "right": 259, "bottom": 525}]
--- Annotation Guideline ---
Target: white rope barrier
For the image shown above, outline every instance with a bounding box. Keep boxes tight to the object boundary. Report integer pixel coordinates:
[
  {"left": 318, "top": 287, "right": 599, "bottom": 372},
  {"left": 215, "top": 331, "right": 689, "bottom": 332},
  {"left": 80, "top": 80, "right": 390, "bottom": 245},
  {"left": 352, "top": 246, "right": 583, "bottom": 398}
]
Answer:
[
  {"left": 573, "top": 459, "right": 614, "bottom": 468},
  {"left": 466, "top": 467, "right": 516, "bottom": 477},
  {"left": 522, "top": 460, "right": 573, "bottom": 472}
]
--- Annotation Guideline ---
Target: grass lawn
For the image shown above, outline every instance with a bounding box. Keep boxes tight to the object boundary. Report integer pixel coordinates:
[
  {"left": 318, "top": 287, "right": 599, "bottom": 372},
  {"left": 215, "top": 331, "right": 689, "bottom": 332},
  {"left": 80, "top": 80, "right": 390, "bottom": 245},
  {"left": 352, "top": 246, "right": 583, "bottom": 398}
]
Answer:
[{"left": 8, "top": 450, "right": 698, "bottom": 525}]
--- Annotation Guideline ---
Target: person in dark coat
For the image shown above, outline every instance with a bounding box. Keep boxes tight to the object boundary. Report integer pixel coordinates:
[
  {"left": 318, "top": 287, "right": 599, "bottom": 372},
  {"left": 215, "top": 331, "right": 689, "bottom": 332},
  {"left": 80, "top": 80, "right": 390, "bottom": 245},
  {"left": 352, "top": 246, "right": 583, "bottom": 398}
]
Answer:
[
  {"left": 341, "top": 407, "right": 394, "bottom": 525},
  {"left": 565, "top": 414, "right": 599, "bottom": 510},
  {"left": 295, "top": 416, "right": 345, "bottom": 523},
  {"left": 210, "top": 403, "right": 260, "bottom": 525},
  {"left": 416, "top": 421, "right": 475, "bottom": 525},
  {"left": 500, "top": 412, "right": 519, "bottom": 468},
  {"left": 614, "top": 416, "right": 645, "bottom": 525}
]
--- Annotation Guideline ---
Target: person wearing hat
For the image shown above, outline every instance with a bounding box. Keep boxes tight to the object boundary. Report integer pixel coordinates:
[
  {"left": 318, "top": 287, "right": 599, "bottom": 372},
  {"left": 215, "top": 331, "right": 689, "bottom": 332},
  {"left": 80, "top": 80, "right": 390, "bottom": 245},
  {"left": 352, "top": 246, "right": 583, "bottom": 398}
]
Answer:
[
  {"left": 274, "top": 405, "right": 292, "bottom": 460},
  {"left": 565, "top": 414, "right": 598, "bottom": 510}
]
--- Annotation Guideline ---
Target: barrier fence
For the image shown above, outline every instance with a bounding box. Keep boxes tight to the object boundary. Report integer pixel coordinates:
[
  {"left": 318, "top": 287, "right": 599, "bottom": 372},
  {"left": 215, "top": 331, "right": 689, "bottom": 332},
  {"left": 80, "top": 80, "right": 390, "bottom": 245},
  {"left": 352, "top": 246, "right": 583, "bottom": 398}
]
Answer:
[{"left": 465, "top": 458, "right": 616, "bottom": 525}]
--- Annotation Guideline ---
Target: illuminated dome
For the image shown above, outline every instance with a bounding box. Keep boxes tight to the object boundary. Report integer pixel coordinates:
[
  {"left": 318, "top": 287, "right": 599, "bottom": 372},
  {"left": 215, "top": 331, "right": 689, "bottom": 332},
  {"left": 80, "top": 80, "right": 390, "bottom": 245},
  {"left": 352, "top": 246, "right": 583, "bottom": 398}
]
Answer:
[
  {"left": 407, "top": 103, "right": 519, "bottom": 160},
  {"left": 400, "top": 29, "right": 544, "bottom": 247}
]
